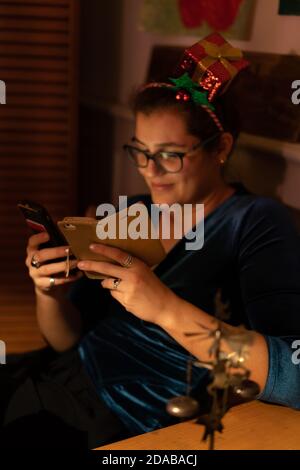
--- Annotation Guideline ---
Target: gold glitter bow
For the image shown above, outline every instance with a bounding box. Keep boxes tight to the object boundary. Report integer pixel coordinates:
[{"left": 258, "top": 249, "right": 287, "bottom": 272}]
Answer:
[{"left": 193, "top": 40, "right": 243, "bottom": 85}]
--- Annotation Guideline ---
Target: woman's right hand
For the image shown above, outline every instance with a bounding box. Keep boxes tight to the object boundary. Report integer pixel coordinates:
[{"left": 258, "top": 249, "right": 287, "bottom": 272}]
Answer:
[{"left": 25, "top": 232, "right": 82, "bottom": 295}]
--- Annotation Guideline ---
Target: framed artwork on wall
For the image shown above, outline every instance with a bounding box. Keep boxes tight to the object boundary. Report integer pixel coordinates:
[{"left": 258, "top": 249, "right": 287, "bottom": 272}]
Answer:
[
  {"left": 279, "top": 0, "right": 300, "bottom": 15},
  {"left": 139, "top": 0, "right": 256, "bottom": 40}
]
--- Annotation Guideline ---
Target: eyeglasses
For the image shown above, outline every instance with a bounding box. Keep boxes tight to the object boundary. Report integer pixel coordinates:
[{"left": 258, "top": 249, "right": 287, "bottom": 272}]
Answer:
[{"left": 123, "top": 133, "right": 220, "bottom": 174}]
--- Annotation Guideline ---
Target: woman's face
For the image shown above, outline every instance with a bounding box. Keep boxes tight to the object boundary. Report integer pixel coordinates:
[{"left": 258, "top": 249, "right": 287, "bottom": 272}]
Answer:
[{"left": 134, "top": 110, "right": 223, "bottom": 206}]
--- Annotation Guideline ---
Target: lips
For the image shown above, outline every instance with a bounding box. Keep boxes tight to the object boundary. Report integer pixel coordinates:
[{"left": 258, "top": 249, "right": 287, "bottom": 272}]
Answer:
[{"left": 151, "top": 182, "right": 174, "bottom": 191}]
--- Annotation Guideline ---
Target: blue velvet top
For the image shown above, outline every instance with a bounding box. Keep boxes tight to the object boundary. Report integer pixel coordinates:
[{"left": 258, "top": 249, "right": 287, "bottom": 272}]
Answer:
[{"left": 69, "top": 185, "right": 300, "bottom": 436}]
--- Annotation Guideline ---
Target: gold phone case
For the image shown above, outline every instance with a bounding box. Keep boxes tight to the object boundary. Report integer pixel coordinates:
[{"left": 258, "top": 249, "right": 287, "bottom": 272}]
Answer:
[{"left": 57, "top": 212, "right": 166, "bottom": 280}]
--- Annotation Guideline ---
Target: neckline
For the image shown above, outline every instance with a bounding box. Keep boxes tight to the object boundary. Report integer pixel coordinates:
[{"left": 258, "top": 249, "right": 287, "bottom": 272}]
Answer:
[{"left": 147, "top": 184, "right": 245, "bottom": 267}]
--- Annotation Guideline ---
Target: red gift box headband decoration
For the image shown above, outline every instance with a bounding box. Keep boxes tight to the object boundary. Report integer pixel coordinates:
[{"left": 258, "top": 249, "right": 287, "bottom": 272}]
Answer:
[{"left": 141, "top": 33, "right": 249, "bottom": 133}]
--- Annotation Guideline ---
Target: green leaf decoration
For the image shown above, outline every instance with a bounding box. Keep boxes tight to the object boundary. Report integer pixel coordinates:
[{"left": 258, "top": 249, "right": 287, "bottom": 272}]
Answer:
[{"left": 168, "top": 73, "right": 215, "bottom": 111}]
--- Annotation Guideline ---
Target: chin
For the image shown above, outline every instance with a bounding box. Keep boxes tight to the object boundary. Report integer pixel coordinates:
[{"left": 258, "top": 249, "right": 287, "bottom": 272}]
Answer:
[{"left": 150, "top": 191, "right": 179, "bottom": 206}]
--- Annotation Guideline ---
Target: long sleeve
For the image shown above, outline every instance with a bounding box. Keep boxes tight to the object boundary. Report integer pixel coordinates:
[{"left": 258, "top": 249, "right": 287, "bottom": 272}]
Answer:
[
  {"left": 237, "top": 198, "right": 300, "bottom": 336},
  {"left": 258, "top": 335, "right": 300, "bottom": 409},
  {"left": 236, "top": 198, "right": 300, "bottom": 408}
]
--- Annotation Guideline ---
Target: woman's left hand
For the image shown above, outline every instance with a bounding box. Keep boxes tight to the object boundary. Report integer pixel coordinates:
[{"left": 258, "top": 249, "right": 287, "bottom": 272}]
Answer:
[{"left": 77, "top": 243, "right": 177, "bottom": 325}]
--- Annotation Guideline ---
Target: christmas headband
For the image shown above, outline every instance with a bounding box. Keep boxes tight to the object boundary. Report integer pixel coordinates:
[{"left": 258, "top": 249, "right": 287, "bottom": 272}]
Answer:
[{"left": 142, "top": 33, "right": 249, "bottom": 133}]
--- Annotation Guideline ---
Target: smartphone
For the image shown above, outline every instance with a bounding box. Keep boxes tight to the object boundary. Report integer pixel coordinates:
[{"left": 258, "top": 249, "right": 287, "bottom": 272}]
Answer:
[
  {"left": 58, "top": 207, "right": 166, "bottom": 280},
  {"left": 17, "top": 200, "right": 77, "bottom": 272},
  {"left": 18, "top": 200, "right": 67, "bottom": 248}
]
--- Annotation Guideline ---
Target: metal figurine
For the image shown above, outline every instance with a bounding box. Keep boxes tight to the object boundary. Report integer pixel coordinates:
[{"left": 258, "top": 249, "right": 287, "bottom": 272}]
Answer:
[{"left": 166, "top": 289, "right": 260, "bottom": 450}]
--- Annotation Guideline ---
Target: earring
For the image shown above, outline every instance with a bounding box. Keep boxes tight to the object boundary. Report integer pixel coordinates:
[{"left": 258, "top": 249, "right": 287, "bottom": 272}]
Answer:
[{"left": 220, "top": 159, "right": 225, "bottom": 165}]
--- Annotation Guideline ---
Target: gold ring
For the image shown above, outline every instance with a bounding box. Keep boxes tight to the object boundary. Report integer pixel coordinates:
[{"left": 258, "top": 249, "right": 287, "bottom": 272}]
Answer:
[{"left": 122, "top": 254, "right": 133, "bottom": 268}]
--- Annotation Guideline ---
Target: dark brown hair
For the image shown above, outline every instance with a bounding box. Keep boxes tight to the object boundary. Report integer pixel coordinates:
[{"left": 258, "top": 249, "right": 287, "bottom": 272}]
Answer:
[{"left": 131, "top": 72, "right": 247, "bottom": 154}]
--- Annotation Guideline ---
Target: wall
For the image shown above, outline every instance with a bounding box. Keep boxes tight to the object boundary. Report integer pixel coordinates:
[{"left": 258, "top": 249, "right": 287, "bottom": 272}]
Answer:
[
  {"left": 80, "top": 0, "right": 122, "bottom": 104},
  {"left": 112, "top": 0, "right": 300, "bottom": 210},
  {"left": 119, "top": 0, "right": 300, "bottom": 103},
  {"left": 79, "top": 0, "right": 123, "bottom": 211}
]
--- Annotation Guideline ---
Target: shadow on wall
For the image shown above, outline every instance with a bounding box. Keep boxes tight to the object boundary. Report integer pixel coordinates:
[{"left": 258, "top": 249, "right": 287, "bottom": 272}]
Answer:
[
  {"left": 226, "top": 147, "right": 287, "bottom": 200},
  {"left": 226, "top": 149, "right": 300, "bottom": 232}
]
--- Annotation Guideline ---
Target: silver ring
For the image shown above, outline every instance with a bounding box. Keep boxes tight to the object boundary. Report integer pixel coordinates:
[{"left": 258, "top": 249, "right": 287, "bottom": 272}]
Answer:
[
  {"left": 112, "top": 278, "right": 121, "bottom": 289},
  {"left": 44, "top": 277, "right": 55, "bottom": 292},
  {"left": 122, "top": 254, "right": 133, "bottom": 268},
  {"left": 31, "top": 255, "right": 41, "bottom": 269}
]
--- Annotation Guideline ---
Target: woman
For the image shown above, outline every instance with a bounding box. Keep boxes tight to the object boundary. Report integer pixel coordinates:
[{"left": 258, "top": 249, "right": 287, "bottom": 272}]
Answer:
[{"left": 2, "top": 34, "right": 300, "bottom": 448}]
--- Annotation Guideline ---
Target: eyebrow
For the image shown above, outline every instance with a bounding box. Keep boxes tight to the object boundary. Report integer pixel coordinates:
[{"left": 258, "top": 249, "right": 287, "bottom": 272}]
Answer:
[{"left": 132, "top": 137, "right": 186, "bottom": 149}]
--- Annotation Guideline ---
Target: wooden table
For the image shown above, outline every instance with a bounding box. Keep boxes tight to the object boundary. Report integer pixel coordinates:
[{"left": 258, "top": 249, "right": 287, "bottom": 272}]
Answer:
[{"left": 97, "top": 401, "right": 300, "bottom": 450}]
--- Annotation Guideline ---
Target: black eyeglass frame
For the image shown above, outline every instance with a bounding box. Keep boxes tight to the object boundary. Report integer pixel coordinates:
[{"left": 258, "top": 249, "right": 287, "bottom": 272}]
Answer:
[{"left": 123, "top": 132, "right": 221, "bottom": 174}]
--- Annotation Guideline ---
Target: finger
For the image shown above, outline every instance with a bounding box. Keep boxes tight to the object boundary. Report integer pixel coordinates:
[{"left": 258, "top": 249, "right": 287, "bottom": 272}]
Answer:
[
  {"left": 26, "top": 245, "right": 71, "bottom": 267},
  {"left": 35, "top": 271, "right": 82, "bottom": 289},
  {"left": 27, "top": 231, "right": 50, "bottom": 251},
  {"left": 78, "top": 260, "right": 128, "bottom": 279},
  {"left": 32, "top": 259, "right": 78, "bottom": 277},
  {"left": 101, "top": 277, "right": 124, "bottom": 291},
  {"left": 89, "top": 243, "right": 138, "bottom": 268}
]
